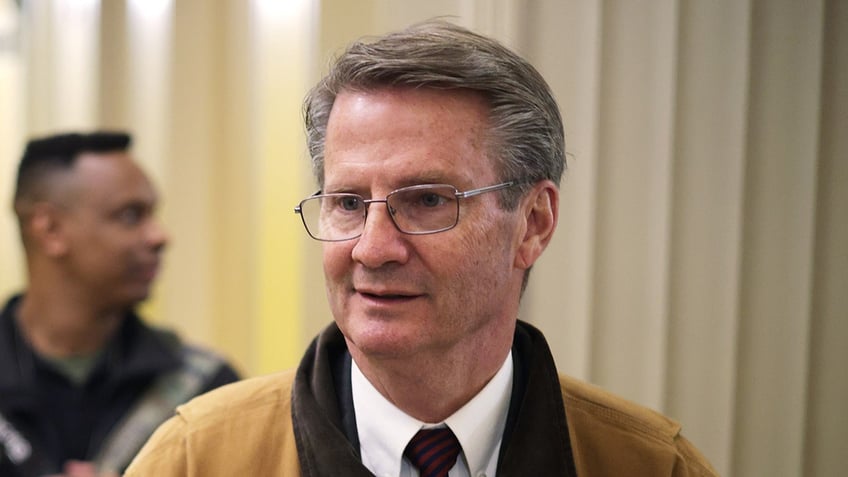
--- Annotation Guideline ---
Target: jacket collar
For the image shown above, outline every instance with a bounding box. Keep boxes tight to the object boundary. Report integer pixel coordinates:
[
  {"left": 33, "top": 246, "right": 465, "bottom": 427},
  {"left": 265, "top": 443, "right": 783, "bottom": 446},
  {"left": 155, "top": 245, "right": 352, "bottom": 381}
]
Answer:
[
  {"left": 291, "top": 323, "right": 371, "bottom": 477},
  {"left": 0, "top": 294, "right": 182, "bottom": 408},
  {"left": 291, "top": 321, "right": 577, "bottom": 477},
  {"left": 497, "top": 321, "right": 577, "bottom": 476}
]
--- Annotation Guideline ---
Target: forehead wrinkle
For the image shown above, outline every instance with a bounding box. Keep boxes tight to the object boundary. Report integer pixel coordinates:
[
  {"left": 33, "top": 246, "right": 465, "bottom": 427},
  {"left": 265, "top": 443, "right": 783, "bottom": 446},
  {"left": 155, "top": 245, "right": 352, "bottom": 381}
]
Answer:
[{"left": 323, "top": 88, "right": 498, "bottom": 193}]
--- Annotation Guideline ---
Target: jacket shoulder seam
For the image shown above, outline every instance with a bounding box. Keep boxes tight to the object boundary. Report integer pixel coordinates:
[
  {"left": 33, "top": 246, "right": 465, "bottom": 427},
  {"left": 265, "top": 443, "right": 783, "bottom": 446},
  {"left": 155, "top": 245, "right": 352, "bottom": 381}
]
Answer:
[{"left": 560, "top": 375, "right": 681, "bottom": 445}]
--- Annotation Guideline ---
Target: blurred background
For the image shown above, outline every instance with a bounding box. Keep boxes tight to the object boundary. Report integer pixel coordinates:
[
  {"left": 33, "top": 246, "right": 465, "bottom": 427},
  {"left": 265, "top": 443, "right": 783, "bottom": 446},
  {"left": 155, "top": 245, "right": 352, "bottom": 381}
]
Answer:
[{"left": 0, "top": 1, "right": 845, "bottom": 475}]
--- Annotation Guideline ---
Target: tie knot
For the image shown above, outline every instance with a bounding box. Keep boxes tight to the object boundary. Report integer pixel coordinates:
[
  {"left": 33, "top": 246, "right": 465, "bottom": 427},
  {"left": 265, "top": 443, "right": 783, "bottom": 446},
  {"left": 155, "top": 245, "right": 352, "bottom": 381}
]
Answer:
[{"left": 404, "top": 427, "right": 462, "bottom": 477}]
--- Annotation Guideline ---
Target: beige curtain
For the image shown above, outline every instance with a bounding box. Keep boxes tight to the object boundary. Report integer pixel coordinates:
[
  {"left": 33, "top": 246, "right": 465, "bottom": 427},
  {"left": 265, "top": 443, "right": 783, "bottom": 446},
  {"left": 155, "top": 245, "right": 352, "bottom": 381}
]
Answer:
[{"left": 0, "top": 1, "right": 844, "bottom": 475}]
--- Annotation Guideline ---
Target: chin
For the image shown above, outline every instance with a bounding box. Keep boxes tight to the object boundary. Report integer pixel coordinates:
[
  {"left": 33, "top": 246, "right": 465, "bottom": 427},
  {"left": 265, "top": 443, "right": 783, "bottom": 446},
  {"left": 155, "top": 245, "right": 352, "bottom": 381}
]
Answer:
[
  {"left": 118, "top": 288, "right": 152, "bottom": 309},
  {"left": 342, "top": 321, "right": 409, "bottom": 354}
]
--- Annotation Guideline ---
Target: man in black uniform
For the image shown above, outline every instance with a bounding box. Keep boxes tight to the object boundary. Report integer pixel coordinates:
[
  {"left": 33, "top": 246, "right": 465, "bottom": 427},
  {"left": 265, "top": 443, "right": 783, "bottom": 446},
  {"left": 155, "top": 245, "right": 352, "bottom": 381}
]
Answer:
[{"left": 0, "top": 132, "right": 240, "bottom": 477}]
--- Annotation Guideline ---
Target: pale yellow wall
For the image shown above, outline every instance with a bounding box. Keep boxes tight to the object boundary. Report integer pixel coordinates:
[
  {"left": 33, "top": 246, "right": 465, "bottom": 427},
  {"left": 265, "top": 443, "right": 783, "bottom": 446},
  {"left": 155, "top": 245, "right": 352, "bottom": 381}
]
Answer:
[{"left": 0, "top": 0, "right": 23, "bottom": 301}]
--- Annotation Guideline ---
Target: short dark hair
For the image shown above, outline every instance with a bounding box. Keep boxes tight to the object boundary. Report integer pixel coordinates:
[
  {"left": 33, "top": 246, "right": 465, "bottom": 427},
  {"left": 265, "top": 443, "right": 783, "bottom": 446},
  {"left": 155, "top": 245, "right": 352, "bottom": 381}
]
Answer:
[
  {"left": 13, "top": 131, "right": 132, "bottom": 208},
  {"left": 303, "top": 19, "right": 565, "bottom": 209}
]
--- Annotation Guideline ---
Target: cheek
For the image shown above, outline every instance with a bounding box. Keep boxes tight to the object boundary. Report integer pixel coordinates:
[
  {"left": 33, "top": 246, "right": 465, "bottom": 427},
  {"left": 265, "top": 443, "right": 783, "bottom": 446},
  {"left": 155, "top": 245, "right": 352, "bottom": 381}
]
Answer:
[
  {"left": 429, "top": 226, "right": 503, "bottom": 283},
  {"left": 322, "top": 243, "right": 352, "bottom": 282},
  {"left": 454, "top": 218, "right": 517, "bottom": 283}
]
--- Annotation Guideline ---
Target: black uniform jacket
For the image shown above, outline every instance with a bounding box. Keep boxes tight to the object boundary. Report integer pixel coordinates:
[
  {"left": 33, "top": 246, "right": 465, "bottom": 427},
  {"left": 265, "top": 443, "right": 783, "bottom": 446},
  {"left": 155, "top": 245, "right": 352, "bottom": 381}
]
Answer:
[{"left": 0, "top": 294, "right": 240, "bottom": 476}]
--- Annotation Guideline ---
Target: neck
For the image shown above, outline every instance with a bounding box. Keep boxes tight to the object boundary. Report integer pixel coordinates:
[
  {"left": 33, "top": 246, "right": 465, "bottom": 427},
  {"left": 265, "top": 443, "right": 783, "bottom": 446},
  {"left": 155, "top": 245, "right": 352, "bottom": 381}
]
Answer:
[
  {"left": 16, "top": 287, "right": 124, "bottom": 358},
  {"left": 349, "top": 318, "right": 516, "bottom": 423}
]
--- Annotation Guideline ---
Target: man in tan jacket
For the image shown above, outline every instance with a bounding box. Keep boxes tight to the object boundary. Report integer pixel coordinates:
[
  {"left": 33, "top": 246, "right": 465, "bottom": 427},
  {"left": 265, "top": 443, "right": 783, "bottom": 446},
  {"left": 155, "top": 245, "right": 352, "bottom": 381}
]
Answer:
[{"left": 127, "top": 20, "right": 717, "bottom": 476}]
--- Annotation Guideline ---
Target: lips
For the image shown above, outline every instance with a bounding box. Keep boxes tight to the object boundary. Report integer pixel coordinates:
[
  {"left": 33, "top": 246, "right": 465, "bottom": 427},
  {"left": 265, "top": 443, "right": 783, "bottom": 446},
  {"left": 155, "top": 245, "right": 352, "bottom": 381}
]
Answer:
[
  {"left": 355, "top": 287, "right": 422, "bottom": 301},
  {"left": 361, "top": 294, "right": 417, "bottom": 303},
  {"left": 136, "top": 260, "right": 160, "bottom": 282},
  {"left": 358, "top": 291, "right": 418, "bottom": 299}
]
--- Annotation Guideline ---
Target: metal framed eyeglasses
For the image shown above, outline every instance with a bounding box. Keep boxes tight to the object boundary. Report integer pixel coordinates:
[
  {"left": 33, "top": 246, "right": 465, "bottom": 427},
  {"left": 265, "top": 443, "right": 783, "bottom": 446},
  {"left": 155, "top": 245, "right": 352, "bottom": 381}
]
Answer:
[{"left": 294, "top": 181, "right": 518, "bottom": 242}]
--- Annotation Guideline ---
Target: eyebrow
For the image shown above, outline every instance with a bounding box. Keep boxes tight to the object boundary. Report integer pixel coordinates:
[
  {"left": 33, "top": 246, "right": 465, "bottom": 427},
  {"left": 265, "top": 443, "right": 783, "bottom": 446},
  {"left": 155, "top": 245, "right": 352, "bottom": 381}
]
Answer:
[
  {"left": 322, "top": 165, "right": 482, "bottom": 196},
  {"left": 325, "top": 181, "right": 446, "bottom": 198},
  {"left": 396, "top": 173, "right": 454, "bottom": 187}
]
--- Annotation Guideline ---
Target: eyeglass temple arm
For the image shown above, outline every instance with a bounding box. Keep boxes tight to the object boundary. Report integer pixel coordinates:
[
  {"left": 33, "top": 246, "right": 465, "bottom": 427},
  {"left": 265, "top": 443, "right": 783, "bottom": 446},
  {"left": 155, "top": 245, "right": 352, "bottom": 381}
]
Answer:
[{"left": 456, "top": 181, "right": 516, "bottom": 199}]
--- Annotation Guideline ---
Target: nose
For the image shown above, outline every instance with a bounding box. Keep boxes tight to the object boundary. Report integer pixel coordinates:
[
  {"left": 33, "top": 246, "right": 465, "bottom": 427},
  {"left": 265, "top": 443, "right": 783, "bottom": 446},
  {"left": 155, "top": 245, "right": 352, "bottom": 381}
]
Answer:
[
  {"left": 350, "top": 201, "right": 410, "bottom": 268},
  {"left": 146, "top": 217, "right": 169, "bottom": 252}
]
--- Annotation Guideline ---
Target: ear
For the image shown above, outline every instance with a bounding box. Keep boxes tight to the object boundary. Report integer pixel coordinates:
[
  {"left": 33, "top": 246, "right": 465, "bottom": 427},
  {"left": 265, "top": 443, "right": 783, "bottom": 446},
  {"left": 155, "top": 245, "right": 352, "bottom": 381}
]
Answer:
[
  {"left": 514, "top": 180, "right": 558, "bottom": 270},
  {"left": 28, "top": 203, "right": 69, "bottom": 257}
]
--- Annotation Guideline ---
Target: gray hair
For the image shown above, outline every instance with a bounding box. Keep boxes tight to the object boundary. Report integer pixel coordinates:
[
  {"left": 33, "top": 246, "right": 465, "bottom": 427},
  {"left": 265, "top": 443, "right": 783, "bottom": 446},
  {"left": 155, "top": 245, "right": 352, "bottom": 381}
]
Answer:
[{"left": 303, "top": 20, "right": 566, "bottom": 209}]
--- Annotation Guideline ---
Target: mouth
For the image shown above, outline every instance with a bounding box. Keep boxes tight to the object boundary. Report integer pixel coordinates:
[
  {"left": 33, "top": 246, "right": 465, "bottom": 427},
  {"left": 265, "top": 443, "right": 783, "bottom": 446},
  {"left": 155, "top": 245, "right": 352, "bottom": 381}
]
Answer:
[
  {"left": 355, "top": 288, "right": 422, "bottom": 302},
  {"left": 137, "top": 261, "right": 161, "bottom": 282}
]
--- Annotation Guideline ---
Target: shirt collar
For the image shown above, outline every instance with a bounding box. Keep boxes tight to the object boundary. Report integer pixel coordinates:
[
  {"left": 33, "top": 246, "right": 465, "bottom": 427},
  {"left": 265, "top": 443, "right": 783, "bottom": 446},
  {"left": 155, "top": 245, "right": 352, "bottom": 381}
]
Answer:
[{"left": 352, "top": 352, "right": 513, "bottom": 477}]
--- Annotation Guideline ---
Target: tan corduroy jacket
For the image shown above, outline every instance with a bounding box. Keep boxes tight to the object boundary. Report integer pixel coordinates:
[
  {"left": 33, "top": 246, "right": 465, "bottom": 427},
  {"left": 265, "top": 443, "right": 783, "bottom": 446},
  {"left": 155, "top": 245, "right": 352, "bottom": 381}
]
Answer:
[{"left": 126, "top": 369, "right": 716, "bottom": 476}]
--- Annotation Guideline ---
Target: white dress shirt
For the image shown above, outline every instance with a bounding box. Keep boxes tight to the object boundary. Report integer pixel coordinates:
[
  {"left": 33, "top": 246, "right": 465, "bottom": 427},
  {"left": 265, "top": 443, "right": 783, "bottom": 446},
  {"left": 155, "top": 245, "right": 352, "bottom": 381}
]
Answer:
[{"left": 352, "top": 352, "right": 513, "bottom": 477}]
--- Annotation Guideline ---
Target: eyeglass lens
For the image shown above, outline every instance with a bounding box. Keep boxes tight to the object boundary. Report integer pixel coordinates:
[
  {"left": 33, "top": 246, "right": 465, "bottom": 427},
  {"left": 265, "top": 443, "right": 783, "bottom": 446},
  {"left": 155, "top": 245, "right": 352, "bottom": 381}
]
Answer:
[{"left": 299, "top": 184, "right": 460, "bottom": 241}]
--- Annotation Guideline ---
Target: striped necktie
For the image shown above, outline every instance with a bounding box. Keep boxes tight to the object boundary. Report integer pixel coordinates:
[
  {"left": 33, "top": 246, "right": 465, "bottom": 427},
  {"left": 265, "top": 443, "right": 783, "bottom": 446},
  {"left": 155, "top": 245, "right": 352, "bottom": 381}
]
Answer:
[{"left": 404, "top": 427, "right": 462, "bottom": 477}]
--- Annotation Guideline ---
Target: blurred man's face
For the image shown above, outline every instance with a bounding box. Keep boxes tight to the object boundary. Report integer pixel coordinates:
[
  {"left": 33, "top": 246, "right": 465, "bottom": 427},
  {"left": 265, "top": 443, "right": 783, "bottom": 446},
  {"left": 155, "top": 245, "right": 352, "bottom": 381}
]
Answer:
[
  {"left": 321, "top": 87, "right": 527, "bottom": 362},
  {"left": 55, "top": 152, "right": 168, "bottom": 309}
]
